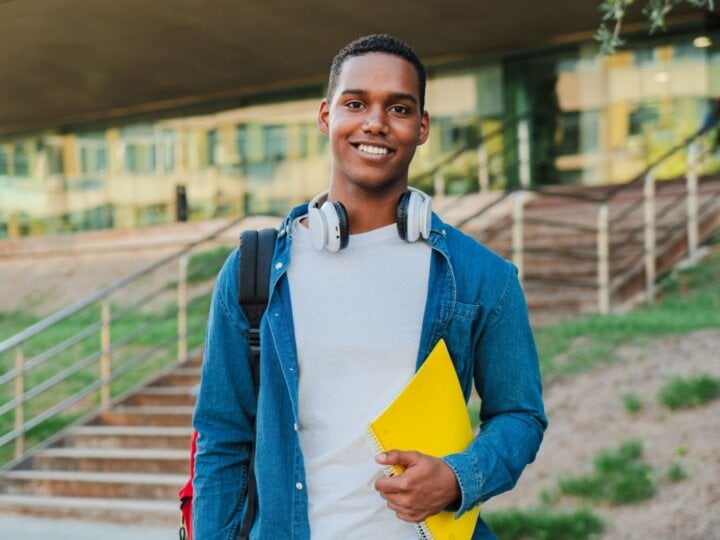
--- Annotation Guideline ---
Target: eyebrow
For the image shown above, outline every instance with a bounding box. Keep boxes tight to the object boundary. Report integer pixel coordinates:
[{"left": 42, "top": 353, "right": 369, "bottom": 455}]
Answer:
[{"left": 340, "top": 89, "right": 418, "bottom": 105}]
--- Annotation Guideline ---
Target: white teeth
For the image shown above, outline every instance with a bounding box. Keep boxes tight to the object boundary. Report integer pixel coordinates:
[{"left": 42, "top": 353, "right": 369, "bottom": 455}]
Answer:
[{"left": 358, "top": 144, "right": 389, "bottom": 155}]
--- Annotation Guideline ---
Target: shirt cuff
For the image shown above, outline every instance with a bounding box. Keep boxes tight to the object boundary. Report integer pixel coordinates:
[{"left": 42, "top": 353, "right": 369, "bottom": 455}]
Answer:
[{"left": 441, "top": 452, "right": 482, "bottom": 517}]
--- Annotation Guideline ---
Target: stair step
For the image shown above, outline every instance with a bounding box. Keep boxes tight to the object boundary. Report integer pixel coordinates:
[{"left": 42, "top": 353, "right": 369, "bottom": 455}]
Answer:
[
  {"left": 32, "top": 448, "right": 189, "bottom": 474},
  {"left": 0, "top": 494, "right": 179, "bottom": 526},
  {"left": 154, "top": 368, "right": 202, "bottom": 387},
  {"left": 0, "top": 470, "right": 185, "bottom": 499},
  {"left": 63, "top": 425, "right": 193, "bottom": 450},
  {"left": 183, "top": 354, "right": 204, "bottom": 368},
  {"left": 124, "top": 386, "right": 197, "bottom": 407},
  {"left": 95, "top": 406, "right": 194, "bottom": 427}
]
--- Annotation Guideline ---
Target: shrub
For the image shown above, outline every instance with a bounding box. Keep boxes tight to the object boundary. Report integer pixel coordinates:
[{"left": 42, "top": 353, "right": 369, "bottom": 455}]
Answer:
[
  {"left": 658, "top": 374, "right": 720, "bottom": 410},
  {"left": 666, "top": 462, "right": 687, "bottom": 482},
  {"left": 558, "top": 440, "right": 655, "bottom": 505},
  {"left": 483, "top": 508, "right": 604, "bottom": 540},
  {"left": 621, "top": 393, "right": 643, "bottom": 415}
]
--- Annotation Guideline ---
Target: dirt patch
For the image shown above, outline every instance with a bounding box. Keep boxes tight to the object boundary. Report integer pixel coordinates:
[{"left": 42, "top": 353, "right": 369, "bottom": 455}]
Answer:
[{"left": 485, "top": 329, "right": 720, "bottom": 540}]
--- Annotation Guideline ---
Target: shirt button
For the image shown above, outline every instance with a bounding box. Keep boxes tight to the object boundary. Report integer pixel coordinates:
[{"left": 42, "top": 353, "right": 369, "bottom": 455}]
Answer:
[
  {"left": 295, "top": 482, "right": 303, "bottom": 490},
  {"left": 275, "top": 262, "right": 283, "bottom": 270},
  {"left": 293, "top": 423, "right": 299, "bottom": 431}
]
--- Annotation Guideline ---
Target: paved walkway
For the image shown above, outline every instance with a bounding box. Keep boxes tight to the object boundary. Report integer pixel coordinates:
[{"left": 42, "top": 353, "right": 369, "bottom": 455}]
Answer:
[{"left": 0, "top": 515, "right": 179, "bottom": 540}]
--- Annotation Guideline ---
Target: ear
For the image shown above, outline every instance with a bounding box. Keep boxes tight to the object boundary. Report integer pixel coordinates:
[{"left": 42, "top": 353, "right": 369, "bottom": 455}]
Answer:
[
  {"left": 318, "top": 99, "right": 330, "bottom": 136},
  {"left": 417, "top": 110, "right": 430, "bottom": 145}
]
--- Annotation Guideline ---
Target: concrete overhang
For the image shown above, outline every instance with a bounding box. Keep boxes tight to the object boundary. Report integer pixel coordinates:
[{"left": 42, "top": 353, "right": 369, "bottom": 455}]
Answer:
[{"left": 0, "top": 0, "right": 716, "bottom": 137}]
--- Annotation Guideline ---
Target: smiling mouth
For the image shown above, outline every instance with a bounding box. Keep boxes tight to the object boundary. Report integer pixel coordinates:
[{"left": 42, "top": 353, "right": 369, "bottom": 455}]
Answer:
[{"left": 355, "top": 143, "right": 392, "bottom": 156}]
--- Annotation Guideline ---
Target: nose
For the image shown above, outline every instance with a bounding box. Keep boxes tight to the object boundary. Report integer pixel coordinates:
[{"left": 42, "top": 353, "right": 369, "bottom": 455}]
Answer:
[{"left": 362, "top": 106, "right": 389, "bottom": 135}]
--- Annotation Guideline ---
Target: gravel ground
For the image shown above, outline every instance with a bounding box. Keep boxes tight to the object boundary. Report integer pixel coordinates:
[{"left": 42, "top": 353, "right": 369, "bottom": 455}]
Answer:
[{"left": 485, "top": 329, "right": 720, "bottom": 540}]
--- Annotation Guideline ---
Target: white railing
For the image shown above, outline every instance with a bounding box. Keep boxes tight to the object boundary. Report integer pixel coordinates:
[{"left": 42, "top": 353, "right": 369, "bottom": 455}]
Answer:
[
  {"left": 470, "top": 128, "right": 720, "bottom": 316},
  {"left": 0, "top": 217, "right": 245, "bottom": 467}
]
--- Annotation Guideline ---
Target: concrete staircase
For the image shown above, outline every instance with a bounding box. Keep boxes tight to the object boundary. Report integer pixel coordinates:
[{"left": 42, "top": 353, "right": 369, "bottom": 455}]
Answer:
[
  {"left": 0, "top": 357, "right": 201, "bottom": 526},
  {"left": 459, "top": 176, "right": 720, "bottom": 322}
]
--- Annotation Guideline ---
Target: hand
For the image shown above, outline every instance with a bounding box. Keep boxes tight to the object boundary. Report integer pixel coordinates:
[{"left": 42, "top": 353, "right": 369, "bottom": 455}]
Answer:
[{"left": 374, "top": 450, "right": 460, "bottom": 523}]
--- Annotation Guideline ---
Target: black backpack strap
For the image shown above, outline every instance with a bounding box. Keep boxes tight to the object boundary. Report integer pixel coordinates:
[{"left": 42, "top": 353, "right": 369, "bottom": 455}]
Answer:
[{"left": 236, "top": 227, "right": 277, "bottom": 540}]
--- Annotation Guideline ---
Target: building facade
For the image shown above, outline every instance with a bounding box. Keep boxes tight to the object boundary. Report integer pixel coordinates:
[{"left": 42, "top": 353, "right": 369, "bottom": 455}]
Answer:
[{"left": 2, "top": 26, "right": 720, "bottom": 238}]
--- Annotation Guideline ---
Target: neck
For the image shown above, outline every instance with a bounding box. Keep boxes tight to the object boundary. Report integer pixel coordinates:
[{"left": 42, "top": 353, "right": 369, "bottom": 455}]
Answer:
[{"left": 328, "top": 183, "right": 406, "bottom": 235}]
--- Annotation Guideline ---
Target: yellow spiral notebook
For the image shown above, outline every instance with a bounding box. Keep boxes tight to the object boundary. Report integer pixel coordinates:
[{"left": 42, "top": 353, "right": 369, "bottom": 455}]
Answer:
[{"left": 365, "top": 339, "right": 480, "bottom": 540}]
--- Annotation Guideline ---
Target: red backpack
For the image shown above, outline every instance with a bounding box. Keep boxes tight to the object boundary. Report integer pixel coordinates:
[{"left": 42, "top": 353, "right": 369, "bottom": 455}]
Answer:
[{"left": 179, "top": 228, "right": 277, "bottom": 540}]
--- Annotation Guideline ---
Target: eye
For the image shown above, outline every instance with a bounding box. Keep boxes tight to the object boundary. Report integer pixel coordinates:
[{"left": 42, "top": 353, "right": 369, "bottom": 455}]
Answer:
[
  {"left": 346, "top": 100, "right": 364, "bottom": 109},
  {"left": 390, "top": 105, "right": 410, "bottom": 115}
]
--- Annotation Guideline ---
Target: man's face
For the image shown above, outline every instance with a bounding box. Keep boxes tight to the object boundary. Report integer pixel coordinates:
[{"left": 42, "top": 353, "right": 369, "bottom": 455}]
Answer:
[{"left": 318, "top": 52, "right": 429, "bottom": 195}]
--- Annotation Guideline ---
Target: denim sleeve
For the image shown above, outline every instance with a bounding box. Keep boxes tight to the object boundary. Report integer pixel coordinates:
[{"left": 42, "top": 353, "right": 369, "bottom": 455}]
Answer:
[
  {"left": 192, "top": 248, "right": 257, "bottom": 539},
  {"left": 442, "top": 263, "right": 547, "bottom": 515}
]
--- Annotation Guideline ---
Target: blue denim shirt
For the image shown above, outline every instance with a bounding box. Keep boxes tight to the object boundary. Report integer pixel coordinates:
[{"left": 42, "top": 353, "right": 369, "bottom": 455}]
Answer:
[{"left": 192, "top": 204, "right": 547, "bottom": 539}]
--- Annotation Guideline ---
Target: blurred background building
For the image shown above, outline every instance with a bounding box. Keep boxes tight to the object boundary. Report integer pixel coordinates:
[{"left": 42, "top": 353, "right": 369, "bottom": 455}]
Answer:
[{"left": 1, "top": 0, "right": 720, "bottom": 237}]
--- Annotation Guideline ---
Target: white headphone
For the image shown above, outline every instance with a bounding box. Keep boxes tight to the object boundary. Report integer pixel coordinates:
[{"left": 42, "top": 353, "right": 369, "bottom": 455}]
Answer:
[{"left": 307, "top": 187, "right": 432, "bottom": 252}]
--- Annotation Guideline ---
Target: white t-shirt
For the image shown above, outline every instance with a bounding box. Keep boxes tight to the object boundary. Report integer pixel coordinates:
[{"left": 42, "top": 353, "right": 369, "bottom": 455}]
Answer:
[{"left": 287, "top": 218, "right": 431, "bottom": 539}]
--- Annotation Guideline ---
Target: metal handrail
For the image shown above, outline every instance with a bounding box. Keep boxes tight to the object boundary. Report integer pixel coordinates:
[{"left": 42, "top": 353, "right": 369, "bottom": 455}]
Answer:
[
  {"left": 470, "top": 122, "right": 720, "bottom": 316},
  {"left": 0, "top": 213, "right": 255, "bottom": 467},
  {"left": 0, "top": 215, "right": 244, "bottom": 356}
]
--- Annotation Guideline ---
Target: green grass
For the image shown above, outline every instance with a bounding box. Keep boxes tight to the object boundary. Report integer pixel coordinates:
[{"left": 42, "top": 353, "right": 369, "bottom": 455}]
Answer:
[
  {"left": 558, "top": 440, "right": 655, "bottom": 505},
  {"left": 0, "top": 293, "right": 211, "bottom": 467},
  {"left": 535, "top": 247, "right": 720, "bottom": 380},
  {"left": 483, "top": 507, "right": 604, "bottom": 540},
  {"left": 621, "top": 393, "right": 643, "bottom": 416},
  {"left": 666, "top": 462, "right": 687, "bottom": 482},
  {"left": 187, "top": 245, "right": 233, "bottom": 283},
  {"left": 658, "top": 374, "right": 720, "bottom": 410}
]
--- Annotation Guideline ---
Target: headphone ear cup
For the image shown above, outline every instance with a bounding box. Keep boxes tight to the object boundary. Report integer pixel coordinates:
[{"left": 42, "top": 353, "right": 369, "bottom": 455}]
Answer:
[
  {"left": 404, "top": 191, "right": 423, "bottom": 242},
  {"left": 396, "top": 191, "right": 411, "bottom": 241},
  {"left": 332, "top": 201, "right": 350, "bottom": 250},
  {"left": 419, "top": 194, "right": 432, "bottom": 239},
  {"left": 308, "top": 205, "right": 328, "bottom": 250}
]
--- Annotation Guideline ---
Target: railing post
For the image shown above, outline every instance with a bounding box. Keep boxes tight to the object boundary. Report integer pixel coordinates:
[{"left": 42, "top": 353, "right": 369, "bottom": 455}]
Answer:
[
  {"left": 14, "top": 346, "right": 25, "bottom": 459},
  {"left": 512, "top": 191, "right": 525, "bottom": 282},
  {"left": 597, "top": 203, "right": 610, "bottom": 315},
  {"left": 518, "top": 119, "right": 531, "bottom": 189},
  {"left": 477, "top": 143, "right": 490, "bottom": 193},
  {"left": 100, "top": 300, "right": 111, "bottom": 407},
  {"left": 178, "top": 254, "right": 188, "bottom": 363},
  {"left": 433, "top": 169, "right": 445, "bottom": 204},
  {"left": 686, "top": 142, "right": 699, "bottom": 261},
  {"left": 644, "top": 173, "right": 656, "bottom": 303}
]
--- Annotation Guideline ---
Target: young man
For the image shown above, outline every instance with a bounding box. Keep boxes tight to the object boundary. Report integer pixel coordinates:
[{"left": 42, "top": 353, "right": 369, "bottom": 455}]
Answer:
[{"left": 192, "top": 34, "right": 546, "bottom": 539}]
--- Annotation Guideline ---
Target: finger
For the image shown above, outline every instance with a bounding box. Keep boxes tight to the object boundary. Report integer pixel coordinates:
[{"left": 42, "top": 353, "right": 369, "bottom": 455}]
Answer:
[
  {"left": 376, "top": 450, "right": 419, "bottom": 466},
  {"left": 375, "top": 478, "right": 401, "bottom": 495}
]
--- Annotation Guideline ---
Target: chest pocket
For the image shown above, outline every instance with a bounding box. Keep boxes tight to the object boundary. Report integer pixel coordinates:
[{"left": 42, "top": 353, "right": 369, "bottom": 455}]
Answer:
[{"left": 444, "top": 300, "right": 482, "bottom": 394}]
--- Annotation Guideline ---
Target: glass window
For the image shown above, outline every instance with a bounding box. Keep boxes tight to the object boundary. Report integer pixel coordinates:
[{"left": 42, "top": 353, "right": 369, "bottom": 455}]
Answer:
[
  {"left": 558, "top": 112, "right": 580, "bottom": 155},
  {"left": 237, "top": 124, "right": 248, "bottom": 161},
  {"left": 77, "top": 133, "right": 107, "bottom": 175},
  {"left": 13, "top": 142, "right": 30, "bottom": 177},
  {"left": 122, "top": 124, "right": 158, "bottom": 174},
  {"left": 629, "top": 104, "right": 660, "bottom": 135},
  {"left": 263, "top": 125, "right": 287, "bottom": 163},
  {"left": 207, "top": 129, "right": 218, "bottom": 165},
  {"left": 0, "top": 146, "right": 8, "bottom": 175},
  {"left": 159, "top": 130, "right": 175, "bottom": 172},
  {"left": 46, "top": 143, "right": 64, "bottom": 175}
]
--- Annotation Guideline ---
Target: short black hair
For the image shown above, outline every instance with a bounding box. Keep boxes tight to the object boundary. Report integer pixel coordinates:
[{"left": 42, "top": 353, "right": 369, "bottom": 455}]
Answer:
[{"left": 327, "top": 34, "right": 426, "bottom": 112}]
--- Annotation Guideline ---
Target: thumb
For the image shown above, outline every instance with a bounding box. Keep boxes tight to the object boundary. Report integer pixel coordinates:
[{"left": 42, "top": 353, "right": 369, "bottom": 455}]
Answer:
[{"left": 376, "top": 450, "right": 418, "bottom": 466}]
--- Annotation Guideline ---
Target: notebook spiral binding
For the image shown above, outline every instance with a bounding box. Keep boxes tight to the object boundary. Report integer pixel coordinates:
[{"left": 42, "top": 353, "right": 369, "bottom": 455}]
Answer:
[{"left": 364, "top": 424, "right": 436, "bottom": 540}]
